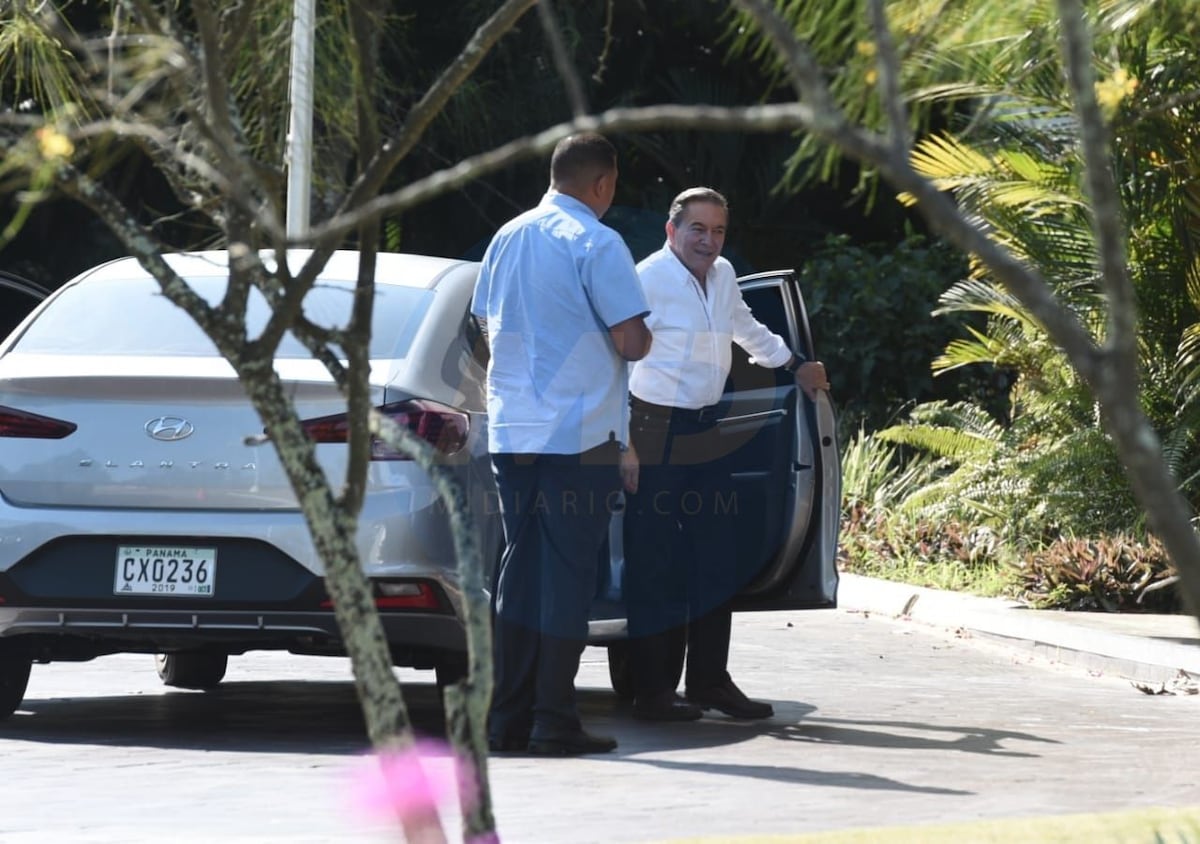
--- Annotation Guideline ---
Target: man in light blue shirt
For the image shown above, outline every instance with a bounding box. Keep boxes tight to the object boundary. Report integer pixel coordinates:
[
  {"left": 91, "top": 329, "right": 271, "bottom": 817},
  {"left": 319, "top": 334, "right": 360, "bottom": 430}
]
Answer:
[{"left": 471, "top": 133, "right": 650, "bottom": 756}]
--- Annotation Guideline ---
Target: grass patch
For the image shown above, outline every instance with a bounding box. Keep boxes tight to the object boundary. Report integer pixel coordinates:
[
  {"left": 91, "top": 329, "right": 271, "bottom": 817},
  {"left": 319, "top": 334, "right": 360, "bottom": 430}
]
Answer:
[
  {"left": 666, "top": 804, "right": 1200, "bottom": 843},
  {"left": 841, "top": 557, "right": 1013, "bottom": 598}
]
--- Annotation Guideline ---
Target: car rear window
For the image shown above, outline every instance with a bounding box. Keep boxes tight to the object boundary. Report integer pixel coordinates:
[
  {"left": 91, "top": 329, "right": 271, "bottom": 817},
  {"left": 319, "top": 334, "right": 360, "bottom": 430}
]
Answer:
[
  {"left": 0, "top": 277, "right": 48, "bottom": 341},
  {"left": 11, "top": 276, "right": 433, "bottom": 359}
]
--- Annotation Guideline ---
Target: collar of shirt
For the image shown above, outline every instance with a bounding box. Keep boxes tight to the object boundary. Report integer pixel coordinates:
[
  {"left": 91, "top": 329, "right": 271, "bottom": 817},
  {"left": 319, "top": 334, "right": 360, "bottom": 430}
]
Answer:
[
  {"left": 541, "top": 190, "right": 598, "bottom": 220},
  {"left": 657, "top": 239, "right": 713, "bottom": 287}
]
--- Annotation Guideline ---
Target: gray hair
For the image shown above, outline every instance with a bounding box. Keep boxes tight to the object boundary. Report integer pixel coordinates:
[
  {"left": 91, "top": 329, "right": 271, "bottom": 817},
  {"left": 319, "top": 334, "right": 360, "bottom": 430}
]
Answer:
[{"left": 668, "top": 187, "right": 729, "bottom": 225}]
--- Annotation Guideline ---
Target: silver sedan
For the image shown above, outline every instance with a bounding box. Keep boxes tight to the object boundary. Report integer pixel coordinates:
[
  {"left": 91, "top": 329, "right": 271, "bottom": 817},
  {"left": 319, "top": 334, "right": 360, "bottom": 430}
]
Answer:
[{"left": 0, "top": 251, "right": 501, "bottom": 713}]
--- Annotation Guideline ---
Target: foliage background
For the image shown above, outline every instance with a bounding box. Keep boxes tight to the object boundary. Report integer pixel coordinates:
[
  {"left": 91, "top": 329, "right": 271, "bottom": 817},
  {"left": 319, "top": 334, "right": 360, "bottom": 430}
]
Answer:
[{"left": 3, "top": 0, "right": 1195, "bottom": 612}]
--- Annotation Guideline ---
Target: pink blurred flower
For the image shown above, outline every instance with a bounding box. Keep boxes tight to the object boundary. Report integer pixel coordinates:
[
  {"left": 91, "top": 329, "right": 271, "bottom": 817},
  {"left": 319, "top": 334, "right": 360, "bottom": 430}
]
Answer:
[{"left": 349, "top": 739, "right": 475, "bottom": 823}]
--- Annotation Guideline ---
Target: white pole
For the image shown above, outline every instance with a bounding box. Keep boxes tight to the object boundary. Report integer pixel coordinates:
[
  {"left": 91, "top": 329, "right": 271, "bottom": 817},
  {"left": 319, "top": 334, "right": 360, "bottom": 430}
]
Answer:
[{"left": 285, "top": 0, "right": 315, "bottom": 239}]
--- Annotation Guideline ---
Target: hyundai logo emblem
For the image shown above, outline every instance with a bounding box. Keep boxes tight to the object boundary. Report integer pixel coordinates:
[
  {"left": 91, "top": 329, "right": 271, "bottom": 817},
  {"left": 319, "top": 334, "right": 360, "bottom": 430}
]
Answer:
[{"left": 145, "top": 416, "right": 195, "bottom": 442}]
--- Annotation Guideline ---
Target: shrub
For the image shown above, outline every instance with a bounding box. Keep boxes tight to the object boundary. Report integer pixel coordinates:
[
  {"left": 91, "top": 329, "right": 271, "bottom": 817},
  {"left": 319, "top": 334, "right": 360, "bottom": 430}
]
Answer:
[
  {"left": 1015, "top": 534, "right": 1180, "bottom": 612},
  {"left": 838, "top": 505, "right": 1013, "bottom": 595},
  {"left": 800, "top": 234, "right": 1003, "bottom": 435}
]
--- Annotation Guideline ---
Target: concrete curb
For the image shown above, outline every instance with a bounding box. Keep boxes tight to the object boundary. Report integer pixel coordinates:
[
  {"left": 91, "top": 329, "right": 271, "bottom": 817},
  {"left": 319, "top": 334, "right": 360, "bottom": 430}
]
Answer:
[{"left": 837, "top": 573, "right": 1200, "bottom": 685}]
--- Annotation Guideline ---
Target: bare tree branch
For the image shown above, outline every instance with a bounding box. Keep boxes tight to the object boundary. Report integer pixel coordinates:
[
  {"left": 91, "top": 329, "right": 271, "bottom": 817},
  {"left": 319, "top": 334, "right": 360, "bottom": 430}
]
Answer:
[
  {"left": 217, "top": 0, "right": 259, "bottom": 59},
  {"left": 730, "top": 0, "right": 843, "bottom": 123},
  {"left": 537, "top": 0, "right": 588, "bottom": 117},
  {"left": 307, "top": 102, "right": 819, "bottom": 244},
  {"left": 51, "top": 158, "right": 422, "bottom": 763},
  {"left": 865, "top": 0, "right": 911, "bottom": 154},
  {"left": 1051, "top": 0, "right": 1200, "bottom": 616},
  {"left": 371, "top": 413, "right": 496, "bottom": 839},
  {"left": 52, "top": 162, "right": 224, "bottom": 339},
  {"left": 91, "top": 3, "right": 284, "bottom": 239},
  {"left": 334, "top": 0, "right": 538, "bottom": 218},
  {"left": 1056, "top": 0, "right": 1137, "bottom": 373},
  {"left": 339, "top": 0, "right": 388, "bottom": 519}
]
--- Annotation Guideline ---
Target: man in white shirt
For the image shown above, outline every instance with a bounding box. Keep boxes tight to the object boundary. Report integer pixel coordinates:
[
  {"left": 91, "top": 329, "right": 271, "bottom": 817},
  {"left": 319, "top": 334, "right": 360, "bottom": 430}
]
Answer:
[{"left": 622, "top": 187, "right": 829, "bottom": 721}]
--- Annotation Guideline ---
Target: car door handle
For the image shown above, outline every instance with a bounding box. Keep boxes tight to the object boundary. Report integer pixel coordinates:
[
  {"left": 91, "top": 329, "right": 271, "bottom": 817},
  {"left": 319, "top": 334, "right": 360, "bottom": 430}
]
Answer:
[{"left": 720, "top": 409, "right": 787, "bottom": 424}]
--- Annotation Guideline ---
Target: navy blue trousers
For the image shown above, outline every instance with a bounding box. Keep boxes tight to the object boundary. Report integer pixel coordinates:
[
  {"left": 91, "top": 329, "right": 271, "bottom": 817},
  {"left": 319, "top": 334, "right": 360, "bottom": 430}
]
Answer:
[
  {"left": 488, "top": 442, "right": 621, "bottom": 742},
  {"left": 623, "top": 400, "right": 744, "bottom": 699}
]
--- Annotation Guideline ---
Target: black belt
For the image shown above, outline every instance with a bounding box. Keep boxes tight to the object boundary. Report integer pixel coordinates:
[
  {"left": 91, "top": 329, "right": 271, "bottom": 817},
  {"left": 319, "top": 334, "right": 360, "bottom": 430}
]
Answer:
[{"left": 630, "top": 395, "right": 722, "bottom": 424}]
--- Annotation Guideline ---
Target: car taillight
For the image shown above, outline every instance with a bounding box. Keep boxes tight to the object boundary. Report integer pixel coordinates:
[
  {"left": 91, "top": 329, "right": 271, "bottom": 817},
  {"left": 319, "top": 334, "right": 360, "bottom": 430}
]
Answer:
[
  {"left": 300, "top": 399, "right": 469, "bottom": 459},
  {"left": 0, "top": 405, "right": 77, "bottom": 439},
  {"left": 319, "top": 581, "right": 443, "bottom": 611}
]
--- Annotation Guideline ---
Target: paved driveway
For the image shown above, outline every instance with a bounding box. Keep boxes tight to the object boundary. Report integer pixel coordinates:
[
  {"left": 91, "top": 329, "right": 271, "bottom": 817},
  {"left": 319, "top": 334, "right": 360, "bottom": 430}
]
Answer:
[{"left": 2, "top": 608, "right": 1197, "bottom": 843}]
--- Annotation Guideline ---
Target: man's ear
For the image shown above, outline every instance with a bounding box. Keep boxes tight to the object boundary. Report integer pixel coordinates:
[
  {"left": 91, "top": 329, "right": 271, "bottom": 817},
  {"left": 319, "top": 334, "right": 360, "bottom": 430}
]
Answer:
[{"left": 597, "top": 170, "right": 616, "bottom": 200}]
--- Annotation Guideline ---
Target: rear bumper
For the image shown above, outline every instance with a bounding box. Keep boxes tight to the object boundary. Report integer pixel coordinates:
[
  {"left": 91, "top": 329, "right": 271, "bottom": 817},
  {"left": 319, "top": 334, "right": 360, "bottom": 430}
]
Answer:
[{"left": 0, "top": 606, "right": 467, "bottom": 665}]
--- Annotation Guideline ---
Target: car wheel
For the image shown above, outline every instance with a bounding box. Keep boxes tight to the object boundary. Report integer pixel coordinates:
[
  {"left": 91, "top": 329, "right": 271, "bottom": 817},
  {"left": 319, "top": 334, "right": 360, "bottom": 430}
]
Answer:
[
  {"left": 434, "top": 654, "right": 469, "bottom": 691},
  {"left": 155, "top": 652, "right": 228, "bottom": 689},
  {"left": 0, "top": 644, "right": 32, "bottom": 720}
]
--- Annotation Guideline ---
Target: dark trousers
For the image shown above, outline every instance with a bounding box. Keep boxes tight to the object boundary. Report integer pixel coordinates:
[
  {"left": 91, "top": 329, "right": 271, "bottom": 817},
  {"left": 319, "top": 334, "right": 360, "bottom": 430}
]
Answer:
[
  {"left": 488, "top": 442, "right": 620, "bottom": 742},
  {"left": 623, "top": 398, "right": 743, "bottom": 699}
]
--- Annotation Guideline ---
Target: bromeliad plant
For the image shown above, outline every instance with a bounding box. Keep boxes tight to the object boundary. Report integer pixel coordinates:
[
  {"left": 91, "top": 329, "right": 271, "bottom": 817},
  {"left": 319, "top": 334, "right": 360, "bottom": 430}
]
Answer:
[{"left": 1018, "top": 533, "right": 1178, "bottom": 612}]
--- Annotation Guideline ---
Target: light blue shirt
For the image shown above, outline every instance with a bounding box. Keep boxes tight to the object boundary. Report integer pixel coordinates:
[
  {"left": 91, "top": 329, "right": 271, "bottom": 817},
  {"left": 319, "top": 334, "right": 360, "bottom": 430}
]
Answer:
[{"left": 471, "top": 192, "right": 650, "bottom": 454}]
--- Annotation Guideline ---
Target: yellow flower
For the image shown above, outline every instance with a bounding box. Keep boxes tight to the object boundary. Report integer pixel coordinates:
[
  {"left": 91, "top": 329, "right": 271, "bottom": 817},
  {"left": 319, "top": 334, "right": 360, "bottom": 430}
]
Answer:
[
  {"left": 1095, "top": 68, "right": 1138, "bottom": 116},
  {"left": 35, "top": 126, "right": 74, "bottom": 160},
  {"left": 865, "top": 68, "right": 878, "bottom": 86},
  {"left": 856, "top": 41, "right": 876, "bottom": 58}
]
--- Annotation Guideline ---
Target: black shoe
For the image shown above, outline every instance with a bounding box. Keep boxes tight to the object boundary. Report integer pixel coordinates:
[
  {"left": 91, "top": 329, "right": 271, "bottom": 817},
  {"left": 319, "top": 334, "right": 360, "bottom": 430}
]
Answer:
[
  {"left": 527, "top": 729, "right": 618, "bottom": 756},
  {"left": 632, "top": 692, "right": 703, "bottom": 722},
  {"left": 686, "top": 679, "right": 774, "bottom": 720},
  {"left": 487, "top": 733, "right": 530, "bottom": 753}
]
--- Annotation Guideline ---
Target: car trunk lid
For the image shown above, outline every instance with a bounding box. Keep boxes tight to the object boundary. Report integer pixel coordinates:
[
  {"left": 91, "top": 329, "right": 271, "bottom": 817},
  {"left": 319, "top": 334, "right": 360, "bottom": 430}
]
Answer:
[{"left": 0, "top": 353, "right": 376, "bottom": 510}]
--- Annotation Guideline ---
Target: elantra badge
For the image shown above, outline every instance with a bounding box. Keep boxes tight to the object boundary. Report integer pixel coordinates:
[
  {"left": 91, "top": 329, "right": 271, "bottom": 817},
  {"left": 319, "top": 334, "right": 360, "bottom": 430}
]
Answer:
[{"left": 145, "top": 416, "right": 195, "bottom": 442}]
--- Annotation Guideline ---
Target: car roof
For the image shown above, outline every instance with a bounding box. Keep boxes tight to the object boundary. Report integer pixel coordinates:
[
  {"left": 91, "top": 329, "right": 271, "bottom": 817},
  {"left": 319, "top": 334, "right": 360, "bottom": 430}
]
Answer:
[{"left": 74, "top": 250, "right": 473, "bottom": 290}]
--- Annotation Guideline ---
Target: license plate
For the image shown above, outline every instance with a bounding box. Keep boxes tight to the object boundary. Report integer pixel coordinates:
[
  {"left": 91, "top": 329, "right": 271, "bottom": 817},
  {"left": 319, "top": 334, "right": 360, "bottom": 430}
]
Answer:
[{"left": 114, "top": 545, "right": 217, "bottom": 597}]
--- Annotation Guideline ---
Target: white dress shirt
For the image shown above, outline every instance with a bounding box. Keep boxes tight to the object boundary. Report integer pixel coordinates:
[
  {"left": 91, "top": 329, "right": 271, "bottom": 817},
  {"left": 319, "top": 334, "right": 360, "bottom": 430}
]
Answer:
[{"left": 629, "top": 243, "right": 793, "bottom": 409}]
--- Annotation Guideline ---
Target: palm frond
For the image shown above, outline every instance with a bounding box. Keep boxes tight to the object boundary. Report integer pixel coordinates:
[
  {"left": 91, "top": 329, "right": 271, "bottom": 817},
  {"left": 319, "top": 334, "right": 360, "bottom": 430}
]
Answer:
[
  {"left": 934, "top": 278, "right": 1039, "bottom": 327},
  {"left": 910, "top": 132, "right": 996, "bottom": 180},
  {"left": 875, "top": 423, "right": 999, "bottom": 464},
  {"left": 932, "top": 328, "right": 1006, "bottom": 372},
  {"left": 0, "top": 8, "right": 93, "bottom": 121}
]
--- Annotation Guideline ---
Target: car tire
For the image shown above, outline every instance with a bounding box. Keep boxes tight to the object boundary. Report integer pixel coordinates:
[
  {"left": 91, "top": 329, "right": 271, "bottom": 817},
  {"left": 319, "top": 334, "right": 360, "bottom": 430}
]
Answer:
[
  {"left": 0, "top": 644, "right": 32, "bottom": 720},
  {"left": 155, "top": 652, "right": 228, "bottom": 689},
  {"left": 434, "top": 654, "right": 469, "bottom": 691}
]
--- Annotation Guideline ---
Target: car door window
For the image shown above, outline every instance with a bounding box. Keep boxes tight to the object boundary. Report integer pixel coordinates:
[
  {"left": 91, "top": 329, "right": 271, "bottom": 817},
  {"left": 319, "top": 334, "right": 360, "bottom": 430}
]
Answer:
[{"left": 727, "top": 285, "right": 793, "bottom": 394}]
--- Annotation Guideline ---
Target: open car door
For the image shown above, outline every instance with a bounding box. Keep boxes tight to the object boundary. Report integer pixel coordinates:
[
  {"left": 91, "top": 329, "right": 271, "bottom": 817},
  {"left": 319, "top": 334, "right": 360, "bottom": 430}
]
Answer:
[
  {"left": 723, "top": 270, "right": 839, "bottom": 611},
  {"left": 597, "top": 268, "right": 839, "bottom": 697},
  {"left": 593, "top": 269, "right": 839, "bottom": 631}
]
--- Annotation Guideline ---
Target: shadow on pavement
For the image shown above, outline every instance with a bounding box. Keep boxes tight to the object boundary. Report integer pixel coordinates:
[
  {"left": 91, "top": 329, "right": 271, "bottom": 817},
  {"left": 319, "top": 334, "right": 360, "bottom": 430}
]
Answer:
[
  {"left": 586, "top": 703, "right": 1055, "bottom": 795},
  {"left": 770, "top": 715, "right": 1060, "bottom": 758},
  {"left": 4, "top": 679, "right": 449, "bottom": 754},
  {"left": 621, "top": 755, "right": 974, "bottom": 796},
  {"left": 6, "top": 683, "right": 1049, "bottom": 773}
]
